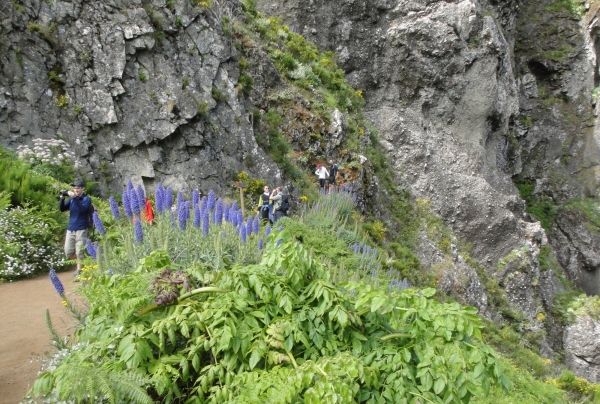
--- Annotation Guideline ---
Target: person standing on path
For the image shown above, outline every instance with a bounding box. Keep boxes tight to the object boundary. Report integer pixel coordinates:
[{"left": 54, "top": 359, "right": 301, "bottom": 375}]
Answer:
[
  {"left": 59, "top": 179, "right": 93, "bottom": 276},
  {"left": 270, "top": 186, "right": 288, "bottom": 223},
  {"left": 257, "top": 185, "right": 272, "bottom": 224},
  {"left": 328, "top": 159, "right": 338, "bottom": 194},
  {"left": 315, "top": 164, "right": 329, "bottom": 192}
]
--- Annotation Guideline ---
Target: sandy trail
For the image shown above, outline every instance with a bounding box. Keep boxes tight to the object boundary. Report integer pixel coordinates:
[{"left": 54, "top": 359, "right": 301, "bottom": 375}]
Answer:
[{"left": 0, "top": 271, "right": 80, "bottom": 404}]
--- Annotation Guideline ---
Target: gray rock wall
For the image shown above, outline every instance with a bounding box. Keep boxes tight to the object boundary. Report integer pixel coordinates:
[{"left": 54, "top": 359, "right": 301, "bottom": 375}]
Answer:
[
  {"left": 254, "top": 0, "right": 600, "bottom": 300},
  {"left": 0, "top": 0, "right": 281, "bottom": 196}
]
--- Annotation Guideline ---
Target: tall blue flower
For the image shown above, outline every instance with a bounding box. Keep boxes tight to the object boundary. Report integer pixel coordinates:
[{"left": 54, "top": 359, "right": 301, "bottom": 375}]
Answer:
[
  {"left": 109, "top": 196, "right": 121, "bottom": 219},
  {"left": 136, "top": 185, "right": 146, "bottom": 212},
  {"left": 223, "top": 202, "right": 230, "bottom": 222},
  {"left": 192, "top": 189, "right": 200, "bottom": 207},
  {"left": 265, "top": 225, "right": 271, "bottom": 238},
  {"left": 201, "top": 196, "right": 207, "bottom": 210},
  {"left": 214, "top": 198, "right": 223, "bottom": 225},
  {"left": 134, "top": 218, "right": 144, "bottom": 243},
  {"left": 276, "top": 239, "right": 282, "bottom": 248},
  {"left": 178, "top": 201, "right": 188, "bottom": 231},
  {"left": 130, "top": 189, "right": 141, "bottom": 215},
  {"left": 231, "top": 200, "right": 238, "bottom": 214},
  {"left": 49, "top": 268, "right": 64, "bottom": 296},
  {"left": 241, "top": 224, "right": 247, "bottom": 244},
  {"left": 165, "top": 186, "right": 173, "bottom": 210},
  {"left": 122, "top": 190, "right": 133, "bottom": 218},
  {"left": 155, "top": 183, "right": 164, "bottom": 214},
  {"left": 231, "top": 209, "right": 238, "bottom": 227},
  {"left": 258, "top": 238, "right": 264, "bottom": 250},
  {"left": 127, "top": 179, "right": 134, "bottom": 192},
  {"left": 177, "top": 190, "right": 185, "bottom": 209},
  {"left": 246, "top": 215, "right": 253, "bottom": 231},
  {"left": 193, "top": 204, "right": 201, "bottom": 228},
  {"left": 237, "top": 211, "right": 243, "bottom": 228},
  {"left": 201, "top": 207, "right": 210, "bottom": 236},
  {"left": 86, "top": 239, "right": 97, "bottom": 259},
  {"left": 253, "top": 215, "right": 259, "bottom": 235},
  {"left": 353, "top": 243, "right": 359, "bottom": 254},
  {"left": 92, "top": 212, "right": 106, "bottom": 235},
  {"left": 207, "top": 189, "right": 215, "bottom": 211}
]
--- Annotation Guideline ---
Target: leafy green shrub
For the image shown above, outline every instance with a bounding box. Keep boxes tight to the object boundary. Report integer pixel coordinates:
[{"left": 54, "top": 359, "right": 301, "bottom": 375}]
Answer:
[
  {"left": 34, "top": 221, "right": 511, "bottom": 403},
  {"left": 0, "top": 203, "right": 64, "bottom": 280},
  {"left": 546, "top": 370, "right": 600, "bottom": 402}
]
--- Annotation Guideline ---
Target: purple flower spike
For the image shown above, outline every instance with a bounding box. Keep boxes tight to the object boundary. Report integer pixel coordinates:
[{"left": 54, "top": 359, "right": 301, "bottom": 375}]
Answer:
[
  {"left": 353, "top": 243, "right": 359, "bottom": 254},
  {"left": 49, "top": 268, "right": 64, "bottom": 296},
  {"left": 241, "top": 224, "right": 247, "bottom": 244},
  {"left": 109, "top": 196, "right": 121, "bottom": 219},
  {"left": 86, "top": 239, "right": 97, "bottom": 259},
  {"left": 134, "top": 219, "right": 144, "bottom": 243},
  {"left": 177, "top": 190, "right": 185, "bottom": 209},
  {"left": 200, "top": 196, "right": 207, "bottom": 210},
  {"left": 193, "top": 204, "right": 201, "bottom": 228},
  {"left": 122, "top": 190, "right": 133, "bottom": 218},
  {"left": 202, "top": 208, "right": 210, "bottom": 236},
  {"left": 253, "top": 216, "right": 259, "bottom": 235},
  {"left": 237, "top": 211, "right": 243, "bottom": 228},
  {"left": 265, "top": 225, "right": 271, "bottom": 238},
  {"left": 215, "top": 198, "right": 223, "bottom": 225},
  {"left": 155, "top": 183, "right": 164, "bottom": 214},
  {"left": 192, "top": 189, "right": 199, "bottom": 207},
  {"left": 92, "top": 212, "right": 106, "bottom": 235},
  {"left": 223, "top": 203, "right": 230, "bottom": 222},
  {"left": 178, "top": 202, "right": 187, "bottom": 231},
  {"left": 136, "top": 185, "right": 146, "bottom": 212},
  {"left": 276, "top": 239, "right": 282, "bottom": 248},
  {"left": 258, "top": 238, "right": 264, "bottom": 250},
  {"left": 127, "top": 180, "right": 134, "bottom": 192},
  {"left": 130, "top": 189, "right": 141, "bottom": 215},
  {"left": 231, "top": 209, "right": 238, "bottom": 227},
  {"left": 207, "top": 190, "right": 215, "bottom": 211},
  {"left": 246, "top": 215, "right": 253, "bottom": 231},
  {"left": 165, "top": 186, "right": 173, "bottom": 210},
  {"left": 231, "top": 200, "right": 238, "bottom": 214}
]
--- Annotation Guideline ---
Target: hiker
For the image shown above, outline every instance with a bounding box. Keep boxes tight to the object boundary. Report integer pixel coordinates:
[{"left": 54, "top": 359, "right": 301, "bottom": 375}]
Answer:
[
  {"left": 270, "top": 186, "right": 289, "bottom": 223},
  {"left": 59, "top": 179, "right": 94, "bottom": 277},
  {"left": 257, "top": 185, "right": 272, "bottom": 223},
  {"left": 315, "top": 163, "right": 329, "bottom": 192},
  {"left": 143, "top": 198, "right": 154, "bottom": 224},
  {"left": 328, "top": 159, "right": 338, "bottom": 194}
]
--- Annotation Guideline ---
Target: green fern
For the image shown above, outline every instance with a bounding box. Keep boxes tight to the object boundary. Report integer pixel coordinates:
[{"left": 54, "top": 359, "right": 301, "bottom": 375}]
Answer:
[{"left": 36, "top": 364, "right": 153, "bottom": 404}]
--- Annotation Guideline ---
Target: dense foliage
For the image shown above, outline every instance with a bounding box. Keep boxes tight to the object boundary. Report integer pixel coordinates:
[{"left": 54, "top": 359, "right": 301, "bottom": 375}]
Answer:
[{"left": 32, "top": 185, "right": 511, "bottom": 403}]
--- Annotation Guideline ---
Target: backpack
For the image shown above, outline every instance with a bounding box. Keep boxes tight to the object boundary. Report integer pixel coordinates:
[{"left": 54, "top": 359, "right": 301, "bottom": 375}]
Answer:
[{"left": 280, "top": 194, "right": 289, "bottom": 213}]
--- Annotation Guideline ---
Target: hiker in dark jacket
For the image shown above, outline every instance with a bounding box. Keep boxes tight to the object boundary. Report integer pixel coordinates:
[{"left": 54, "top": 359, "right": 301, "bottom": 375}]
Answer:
[
  {"left": 328, "top": 159, "right": 338, "bottom": 194},
  {"left": 257, "top": 185, "right": 272, "bottom": 223},
  {"left": 59, "top": 179, "right": 93, "bottom": 276}
]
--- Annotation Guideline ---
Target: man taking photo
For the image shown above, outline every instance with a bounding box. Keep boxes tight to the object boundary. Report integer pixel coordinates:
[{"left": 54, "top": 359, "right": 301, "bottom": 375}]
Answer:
[{"left": 59, "top": 179, "right": 93, "bottom": 277}]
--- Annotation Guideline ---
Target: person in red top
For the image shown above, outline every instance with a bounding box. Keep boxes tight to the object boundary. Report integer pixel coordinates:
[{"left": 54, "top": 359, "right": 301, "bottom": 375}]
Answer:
[{"left": 143, "top": 198, "right": 154, "bottom": 224}]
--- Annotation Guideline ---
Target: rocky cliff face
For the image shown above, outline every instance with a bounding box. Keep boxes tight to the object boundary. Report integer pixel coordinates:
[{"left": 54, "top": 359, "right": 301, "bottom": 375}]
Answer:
[
  {"left": 0, "top": 0, "right": 283, "bottom": 197},
  {"left": 255, "top": 0, "right": 600, "bottom": 368}
]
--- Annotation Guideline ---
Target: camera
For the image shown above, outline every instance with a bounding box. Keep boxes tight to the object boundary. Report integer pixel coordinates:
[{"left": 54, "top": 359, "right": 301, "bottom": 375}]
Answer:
[{"left": 60, "top": 190, "right": 69, "bottom": 197}]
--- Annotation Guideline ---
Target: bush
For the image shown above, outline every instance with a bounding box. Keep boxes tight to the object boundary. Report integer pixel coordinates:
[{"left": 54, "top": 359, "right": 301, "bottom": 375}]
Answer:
[{"left": 0, "top": 204, "right": 65, "bottom": 280}]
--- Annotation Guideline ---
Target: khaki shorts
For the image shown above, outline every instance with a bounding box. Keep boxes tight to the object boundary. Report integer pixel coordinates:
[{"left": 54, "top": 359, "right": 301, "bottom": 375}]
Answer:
[{"left": 64, "top": 229, "right": 88, "bottom": 260}]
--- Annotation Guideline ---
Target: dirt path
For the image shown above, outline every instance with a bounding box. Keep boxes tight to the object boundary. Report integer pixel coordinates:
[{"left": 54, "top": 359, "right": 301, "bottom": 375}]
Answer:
[{"left": 0, "top": 271, "right": 80, "bottom": 404}]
